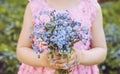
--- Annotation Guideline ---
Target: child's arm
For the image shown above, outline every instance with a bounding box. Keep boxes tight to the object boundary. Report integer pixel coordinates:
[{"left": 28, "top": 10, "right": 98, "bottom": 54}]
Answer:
[
  {"left": 16, "top": 3, "right": 56, "bottom": 68},
  {"left": 71, "top": 5, "right": 107, "bottom": 66},
  {"left": 77, "top": 4, "right": 107, "bottom": 65}
]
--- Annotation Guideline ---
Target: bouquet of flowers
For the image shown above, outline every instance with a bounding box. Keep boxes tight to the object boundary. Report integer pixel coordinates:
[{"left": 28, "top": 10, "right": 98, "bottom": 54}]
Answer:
[{"left": 31, "top": 10, "right": 90, "bottom": 74}]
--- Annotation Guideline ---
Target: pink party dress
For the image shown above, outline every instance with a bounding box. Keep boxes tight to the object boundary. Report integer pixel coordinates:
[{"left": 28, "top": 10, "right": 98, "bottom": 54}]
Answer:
[{"left": 18, "top": 0, "right": 100, "bottom": 74}]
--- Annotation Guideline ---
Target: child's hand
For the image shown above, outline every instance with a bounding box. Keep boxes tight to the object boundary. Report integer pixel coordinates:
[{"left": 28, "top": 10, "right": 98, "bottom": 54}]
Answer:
[
  {"left": 39, "top": 38, "right": 60, "bottom": 69},
  {"left": 54, "top": 50, "right": 81, "bottom": 70},
  {"left": 39, "top": 38, "right": 48, "bottom": 49},
  {"left": 39, "top": 38, "right": 79, "bottom": 70}
]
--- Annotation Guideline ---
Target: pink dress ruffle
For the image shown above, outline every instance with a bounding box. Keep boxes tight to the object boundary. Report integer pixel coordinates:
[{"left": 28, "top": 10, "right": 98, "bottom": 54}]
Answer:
[{"left": 18, "top": 0, "right": 100, "bottom": 74}]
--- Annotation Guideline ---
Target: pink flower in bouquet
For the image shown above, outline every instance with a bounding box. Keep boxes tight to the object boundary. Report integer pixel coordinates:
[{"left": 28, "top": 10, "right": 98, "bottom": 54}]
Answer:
[
  {"left": 39, "top": 28, "right": 44, "bottom": 33},
  {"left": 35, "top": 18, "right": 41, "bottom": 24},
  {"left": 39, "top": 14, "right": 50, "bottom": 23}
]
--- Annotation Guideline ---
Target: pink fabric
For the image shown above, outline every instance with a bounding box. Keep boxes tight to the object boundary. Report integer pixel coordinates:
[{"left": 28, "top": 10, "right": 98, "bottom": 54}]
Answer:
[{"left": 18, "top": 0, "right": 100, "bottom": 74}]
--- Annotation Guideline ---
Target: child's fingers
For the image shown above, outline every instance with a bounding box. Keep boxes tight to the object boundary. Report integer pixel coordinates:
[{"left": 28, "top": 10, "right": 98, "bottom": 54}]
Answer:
[
  {"left": 49, "top": 61, "right": 59, "bottom": 69},
  {"left": 55, "top": 60, "right": 78, "bottom": 70},
  {"left": 68, "top": 60, "right": 79, "bottom": 69},
  {"left": 47, "top": 55, "right": 59, "bottom": 69},
  {"left": 41, "top": 42, "right": 47, "bottom": 46},
  {"left": 55, "top": 50, "right": 60, "bottom": 56},
  {"left": 54, "top": 55, "right": 61, "bottom": 60},
  {"left": 55, "top": 59, "right": 67, "bottom": 64},
  {"left": 47, "top": 53, "right": 52, "bottom": 60},
  {"left": 55, "top": 63, "right": 67, "bottom": 69},
  {"left": 69, "top": 53, "right": 76, "bottom": 61},
  {"left": 39, "top": 38, "right": 47, "bottom": 44},
  {"left": 42, "top": 46, "right": 48, "bottom": 49},
  {"left": 39, "top": 38, "right": 43, "bottom": 42}
]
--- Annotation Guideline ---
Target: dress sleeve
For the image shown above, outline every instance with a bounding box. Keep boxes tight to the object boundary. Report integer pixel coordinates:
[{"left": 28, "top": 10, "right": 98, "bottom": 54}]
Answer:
[
  {"left": 28, "top": 0, "right": 43, "bottom": 16},
  {"left": 92, "top": 0, "right": 100, "bottom": 11},
  {"left": 88, "top": 0, "right": 101, "bottom": 23}
]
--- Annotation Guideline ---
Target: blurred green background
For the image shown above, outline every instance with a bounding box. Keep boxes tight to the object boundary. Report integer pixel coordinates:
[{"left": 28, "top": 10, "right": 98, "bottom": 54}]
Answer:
[{"left": 0, "top": 0, "right": 120, "bottom": 74}]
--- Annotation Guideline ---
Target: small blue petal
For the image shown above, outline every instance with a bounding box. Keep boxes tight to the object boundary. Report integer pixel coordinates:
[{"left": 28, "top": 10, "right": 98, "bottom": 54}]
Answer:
[
  {"left": 82, "top": 27, "right": 89, "bottom": 34},
  {"left": 39, "top": 49, "right": 44, "bottom": 53},
  {"left": 37, "top": 55, "right": 40, "bottom": 58},
  {"left": 28, "top": 35, "right": 33, "bottom": 40},
  {"left": 32, "top": 44, "right": 39, "bottom": 53},
  {"left": 82, "top": 39, "right": 87, "bottom": 45}
]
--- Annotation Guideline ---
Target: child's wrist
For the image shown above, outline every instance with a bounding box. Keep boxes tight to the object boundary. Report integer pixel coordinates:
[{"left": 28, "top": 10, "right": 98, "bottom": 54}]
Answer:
[{"left": 76, "top": 50, "right": 84, "bottom": 65}]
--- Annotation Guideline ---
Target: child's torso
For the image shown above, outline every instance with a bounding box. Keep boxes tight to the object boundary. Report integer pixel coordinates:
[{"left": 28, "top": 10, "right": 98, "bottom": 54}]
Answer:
[{"left": 18, "top": 0, "right": 100, "bottom": 74}]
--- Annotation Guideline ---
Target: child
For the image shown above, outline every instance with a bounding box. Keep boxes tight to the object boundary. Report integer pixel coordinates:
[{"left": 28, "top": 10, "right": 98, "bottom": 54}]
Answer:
[{"left": 16, "top": 0, "right": 107, "bottom": 74}]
